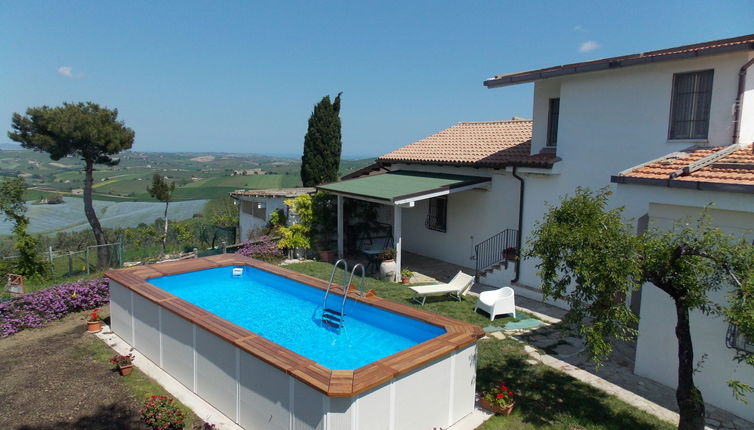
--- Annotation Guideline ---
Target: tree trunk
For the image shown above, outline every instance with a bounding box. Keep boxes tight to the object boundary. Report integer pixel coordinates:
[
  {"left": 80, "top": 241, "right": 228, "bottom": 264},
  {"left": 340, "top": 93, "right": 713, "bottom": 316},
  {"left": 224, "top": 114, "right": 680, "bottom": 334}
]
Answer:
[
  {"left": 84, "top": 161, "right": 110, "bottom": 269},
  {"left": 162, "top": 201, "right": 169, "bottom": 255},
  {"left": 674, "top": 300, "right": 706, "bottom": 430}
]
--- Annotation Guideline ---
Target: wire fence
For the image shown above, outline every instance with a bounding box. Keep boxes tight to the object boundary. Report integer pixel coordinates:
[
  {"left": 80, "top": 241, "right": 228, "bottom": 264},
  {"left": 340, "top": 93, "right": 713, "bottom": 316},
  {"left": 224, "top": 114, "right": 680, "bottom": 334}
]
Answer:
[{"left": 3, "top": 242, "right": 124, "bottom": 278}]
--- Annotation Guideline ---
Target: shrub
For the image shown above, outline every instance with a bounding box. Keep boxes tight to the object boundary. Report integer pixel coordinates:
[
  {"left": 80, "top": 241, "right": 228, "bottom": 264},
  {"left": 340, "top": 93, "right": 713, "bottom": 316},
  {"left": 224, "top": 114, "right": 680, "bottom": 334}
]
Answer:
[
  {"left": 0, "top": 278, "right": 109, "bottom": 337},
  {"left": 236, "top": 235, "right": 283, "bottom": 263},
  {"left": 140, "top": 395, "right": 185, "bottom": 429}
]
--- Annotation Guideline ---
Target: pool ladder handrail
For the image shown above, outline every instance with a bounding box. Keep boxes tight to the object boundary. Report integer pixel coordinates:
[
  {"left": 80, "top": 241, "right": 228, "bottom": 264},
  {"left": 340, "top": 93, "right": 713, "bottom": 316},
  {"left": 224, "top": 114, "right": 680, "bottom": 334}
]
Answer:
[
  {"left": 338, "top": 263, "right": 366, "bottom": 320},
  {"left": 323, "top": 259, "right": 348, "bottom": 310}
]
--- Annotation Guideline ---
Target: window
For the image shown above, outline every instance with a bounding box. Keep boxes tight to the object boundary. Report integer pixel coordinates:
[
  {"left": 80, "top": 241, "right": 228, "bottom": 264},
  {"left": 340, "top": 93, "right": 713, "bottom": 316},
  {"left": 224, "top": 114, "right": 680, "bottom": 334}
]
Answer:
[
  {"left": 546, "top": 98, "right": 559, "bottom": 147},
  {"left": 425, "top": 197, "right": 447, "bottom": 232},
  {"left": 241, "top": 200, "right": 267, "bottom": 220},
  {"left": 669, "top": 70, "right": 714, "bottom": 140}
]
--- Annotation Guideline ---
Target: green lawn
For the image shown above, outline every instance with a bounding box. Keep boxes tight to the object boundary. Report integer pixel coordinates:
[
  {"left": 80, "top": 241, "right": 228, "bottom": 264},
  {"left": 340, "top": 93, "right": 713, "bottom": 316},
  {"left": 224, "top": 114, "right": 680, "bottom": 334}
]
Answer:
[
  {"left": 74, "top": 321, "right": 204, "bottom": 428},
  {"left": 285, "top": 261, "right": 674, "bottom": 430}
]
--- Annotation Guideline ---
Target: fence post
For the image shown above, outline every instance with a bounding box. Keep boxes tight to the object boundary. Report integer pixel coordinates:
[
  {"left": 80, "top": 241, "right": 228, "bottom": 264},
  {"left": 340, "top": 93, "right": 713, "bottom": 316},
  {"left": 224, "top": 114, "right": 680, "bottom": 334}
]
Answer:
[
  {"left": 119, "top": 239, "right": 124, "bottom": 267},
  {"left": 48, "top": 246, "right": 53, "bottom": 264},
  {"left": 68, "top": 252, "right": 73, "bottom": 276},
  {"left": 222, "top": 241, "right": 227, "bottom": 254},
  {"left": 85, "top": 247, "right": 90, "bottom": 275}
]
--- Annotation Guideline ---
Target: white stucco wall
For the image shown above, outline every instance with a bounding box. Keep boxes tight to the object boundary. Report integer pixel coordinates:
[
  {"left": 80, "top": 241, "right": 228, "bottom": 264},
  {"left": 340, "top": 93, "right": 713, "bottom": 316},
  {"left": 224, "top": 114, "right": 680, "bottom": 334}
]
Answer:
[
  {"left": 237, "top": 196, "right": 289, "bottom": 241},
  {"left": 615, "top": 197, "right": 754, "bottom": 421},
  {"left": 516, "top": 50, "right": 754, "bottom": 301},
  {"left": 737, "top": 52, "right": 754, "bottom": 144}
]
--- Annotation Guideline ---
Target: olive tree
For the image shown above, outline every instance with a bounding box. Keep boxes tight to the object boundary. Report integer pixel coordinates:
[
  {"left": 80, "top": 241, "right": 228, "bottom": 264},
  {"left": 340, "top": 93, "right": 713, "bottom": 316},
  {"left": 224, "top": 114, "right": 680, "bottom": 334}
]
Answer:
[
  {"left": 8, "top": 102, "right": 135, "bottom": 268},
  {"left": 526, "top": 187, "right": 754, "bottom": 430}
]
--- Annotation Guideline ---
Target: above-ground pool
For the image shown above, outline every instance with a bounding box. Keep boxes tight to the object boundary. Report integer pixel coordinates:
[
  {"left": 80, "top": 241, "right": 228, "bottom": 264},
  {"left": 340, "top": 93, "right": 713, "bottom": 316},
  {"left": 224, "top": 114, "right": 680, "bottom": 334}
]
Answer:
[
  {"left": 148, "top": 265, "right": 445, "bottom": 370},
  {"left": 106, "top": 255, "right": 483, "bottom": 430}
]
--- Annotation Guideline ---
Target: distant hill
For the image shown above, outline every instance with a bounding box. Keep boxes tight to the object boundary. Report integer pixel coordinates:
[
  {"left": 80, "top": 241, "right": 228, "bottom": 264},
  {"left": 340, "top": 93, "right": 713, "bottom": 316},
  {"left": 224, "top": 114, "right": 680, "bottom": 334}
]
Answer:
[
  {"left": 0, "top": 143, "right": 21, "bottom": 150},
  {"left": 0, "top": 148, "right": 374, "bottom": 202}
]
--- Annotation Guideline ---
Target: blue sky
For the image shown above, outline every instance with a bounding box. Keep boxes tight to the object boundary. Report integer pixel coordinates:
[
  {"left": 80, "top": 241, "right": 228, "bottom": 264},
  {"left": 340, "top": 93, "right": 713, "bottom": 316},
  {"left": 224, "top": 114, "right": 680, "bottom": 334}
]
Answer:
[{"left": 1, "top": 1, "right": 752, "bottom": 158}]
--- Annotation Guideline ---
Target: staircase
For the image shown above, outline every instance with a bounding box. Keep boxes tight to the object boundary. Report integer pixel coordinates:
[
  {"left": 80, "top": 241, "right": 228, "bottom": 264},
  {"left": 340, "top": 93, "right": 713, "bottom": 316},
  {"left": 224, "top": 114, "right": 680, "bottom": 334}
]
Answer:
[{"left": 474, "top": 229, "right": 519, "bottom": 281}]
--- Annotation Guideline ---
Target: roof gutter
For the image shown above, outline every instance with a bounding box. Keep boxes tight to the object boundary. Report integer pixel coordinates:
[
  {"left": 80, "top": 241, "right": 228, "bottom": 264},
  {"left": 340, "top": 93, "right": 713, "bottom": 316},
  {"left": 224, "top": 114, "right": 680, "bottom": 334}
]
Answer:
[
  {"left": 732, "top": 56, "right": 754, "bottom": 147},
  {"left": 511, "top": 167, "right": 524, "bottom": 283}
]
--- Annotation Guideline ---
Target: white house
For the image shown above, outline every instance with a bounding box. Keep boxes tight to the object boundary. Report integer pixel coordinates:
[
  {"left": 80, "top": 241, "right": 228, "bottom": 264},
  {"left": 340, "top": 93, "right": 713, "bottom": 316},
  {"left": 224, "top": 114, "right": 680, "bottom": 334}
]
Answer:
[
  {"left": 611, "top": 144, "right": 754, "bottom": 420},
  {"left": 319, "top": 33, "right": 754, "bottom": 421},
  {"left": 230, "top": 188, "right": 315, "bottom": 241}
]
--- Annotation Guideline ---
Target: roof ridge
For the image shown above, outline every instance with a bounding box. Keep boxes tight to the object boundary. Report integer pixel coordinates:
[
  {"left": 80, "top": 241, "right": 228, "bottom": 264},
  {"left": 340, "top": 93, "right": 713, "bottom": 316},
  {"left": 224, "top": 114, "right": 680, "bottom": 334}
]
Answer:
[{"left": 457, "top": 119, "right": 532, "bottom": 125}]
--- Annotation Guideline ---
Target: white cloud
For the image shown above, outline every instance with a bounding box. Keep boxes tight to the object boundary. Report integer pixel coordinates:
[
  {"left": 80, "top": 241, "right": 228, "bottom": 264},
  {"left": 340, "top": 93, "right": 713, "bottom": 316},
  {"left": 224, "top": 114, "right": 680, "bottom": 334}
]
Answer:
[
  {"left": 579, "top": 40, "right": 600, "bottom": 53},
  {"left": 57, "top": 66, "right": 73, "bottom": 77},
  {"left": 573, "top": 25, "right": 585, "bottom": 32}
]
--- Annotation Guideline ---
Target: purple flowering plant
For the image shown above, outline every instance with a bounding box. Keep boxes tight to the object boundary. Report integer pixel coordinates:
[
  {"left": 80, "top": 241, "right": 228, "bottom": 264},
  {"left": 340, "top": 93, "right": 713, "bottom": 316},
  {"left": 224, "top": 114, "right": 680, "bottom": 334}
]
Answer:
[
  {"left": 235, "top": 235, "right": 283, "bottom": 262},
  {"left": 0, "top": 277, "right": 109, "bottom": 337}
]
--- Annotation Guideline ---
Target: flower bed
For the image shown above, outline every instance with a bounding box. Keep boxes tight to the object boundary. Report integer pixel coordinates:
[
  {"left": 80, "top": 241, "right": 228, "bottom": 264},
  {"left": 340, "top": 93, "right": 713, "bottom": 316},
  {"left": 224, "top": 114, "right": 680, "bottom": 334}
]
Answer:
[
  {"left": 235, "top": 235, "right": 283, "bottom": 262},
  {"left": 0, "top": 278, "right": 109, "bottom": 337}
]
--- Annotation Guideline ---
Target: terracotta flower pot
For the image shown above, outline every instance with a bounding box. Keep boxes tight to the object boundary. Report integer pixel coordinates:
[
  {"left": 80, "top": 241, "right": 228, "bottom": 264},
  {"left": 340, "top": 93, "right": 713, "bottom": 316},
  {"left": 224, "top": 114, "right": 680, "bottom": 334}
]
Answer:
[
  {"left": 318, "top": 250, "right": 336, "bottom": 262},
  {"left": 480, "top": 398, "right": 515, "bottom": 416},
  {"left": 401, "top": 276, "right": 410, "bottom": 285},
  {"left": 87, "top": 320, "right": 102, "bottom": 333},
  {"left": 118, "top": 364, "right": 134, "bottom": 376}
]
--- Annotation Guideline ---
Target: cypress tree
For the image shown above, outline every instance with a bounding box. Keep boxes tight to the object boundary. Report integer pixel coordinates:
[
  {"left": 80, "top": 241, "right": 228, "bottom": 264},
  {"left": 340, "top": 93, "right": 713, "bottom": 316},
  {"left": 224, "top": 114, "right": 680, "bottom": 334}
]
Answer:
[{"left": 301, "top": 93, "right": 342, "bottom": 186}]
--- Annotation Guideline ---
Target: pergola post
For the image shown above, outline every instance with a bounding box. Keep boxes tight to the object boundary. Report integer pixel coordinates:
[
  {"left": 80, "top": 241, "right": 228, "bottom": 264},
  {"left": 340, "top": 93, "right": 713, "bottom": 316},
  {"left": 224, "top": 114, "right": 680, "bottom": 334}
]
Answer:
[
  {"left": 393, "top": 205, "right": 402, "bottom": 283},
  {"left": 337, "top": 195, "right": 344, "bottom": 258}
]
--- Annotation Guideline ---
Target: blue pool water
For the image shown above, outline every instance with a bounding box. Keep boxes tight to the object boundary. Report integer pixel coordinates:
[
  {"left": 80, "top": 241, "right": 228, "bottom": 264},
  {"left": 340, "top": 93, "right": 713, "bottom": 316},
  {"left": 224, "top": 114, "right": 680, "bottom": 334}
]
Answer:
[{"left": 148, "top": 266, "right": 445, "bottom": 369}]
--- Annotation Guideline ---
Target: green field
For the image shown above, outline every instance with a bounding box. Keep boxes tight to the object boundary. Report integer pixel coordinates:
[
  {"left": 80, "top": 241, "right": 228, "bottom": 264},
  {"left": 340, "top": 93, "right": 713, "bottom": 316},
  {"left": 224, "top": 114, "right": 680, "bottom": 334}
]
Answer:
[{"left": 2, "top": 147, "right": 374, "bottom": 202}]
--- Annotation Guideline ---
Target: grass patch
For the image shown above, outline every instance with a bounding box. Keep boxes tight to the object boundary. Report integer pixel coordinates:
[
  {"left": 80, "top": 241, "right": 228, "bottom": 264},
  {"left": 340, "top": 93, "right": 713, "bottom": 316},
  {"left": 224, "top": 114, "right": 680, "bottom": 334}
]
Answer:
[
  {"left": 285, "top": 261, "right": 674, "bottom": 430},
  {"left": 74, "top": 330, "right": 205, "bottom": 428},
  {"left": 284, "top": 261, "right": 517, "bottom": 328}
]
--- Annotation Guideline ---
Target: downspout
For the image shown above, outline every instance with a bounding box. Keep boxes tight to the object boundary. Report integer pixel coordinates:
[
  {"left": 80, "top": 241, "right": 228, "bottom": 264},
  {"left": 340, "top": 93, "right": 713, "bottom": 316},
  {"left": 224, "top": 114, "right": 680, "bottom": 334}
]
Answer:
[
  {"left": 511, "top": 166, "right": 525, "bottom": 283},
  {"left": 732, "top": 56, "right": 754, "bottom": 147}
]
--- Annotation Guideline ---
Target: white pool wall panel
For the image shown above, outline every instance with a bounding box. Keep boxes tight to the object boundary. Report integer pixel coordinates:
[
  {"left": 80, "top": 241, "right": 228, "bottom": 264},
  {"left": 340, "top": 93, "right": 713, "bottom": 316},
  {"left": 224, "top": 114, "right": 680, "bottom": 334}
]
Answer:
[
  {"left": 196, "top": 326, "right": 238, "bottom": 421},
  {"left": 160, "top": 309, "right": 195, "bottom": 389},
  {"left": 132, "top": 293, "right": 161, "bottom": 364}
]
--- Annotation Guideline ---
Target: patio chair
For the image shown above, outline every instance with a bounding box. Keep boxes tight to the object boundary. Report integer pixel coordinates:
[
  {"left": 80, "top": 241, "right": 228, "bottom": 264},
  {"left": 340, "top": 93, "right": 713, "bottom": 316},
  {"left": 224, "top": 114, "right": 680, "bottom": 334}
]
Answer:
[
  {"left": 409, "top": 271, "right": 475, "bottom": 305},
  {"left": 474, "top": 286, "right": 516, "bottom": 320}
]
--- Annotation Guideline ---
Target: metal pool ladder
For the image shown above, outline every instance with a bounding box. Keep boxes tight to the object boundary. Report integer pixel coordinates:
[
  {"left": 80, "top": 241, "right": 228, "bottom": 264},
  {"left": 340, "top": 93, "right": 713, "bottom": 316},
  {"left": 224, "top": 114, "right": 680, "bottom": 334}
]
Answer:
[{"left": 322, "top": 260, "right": 365, "bottom": 328}]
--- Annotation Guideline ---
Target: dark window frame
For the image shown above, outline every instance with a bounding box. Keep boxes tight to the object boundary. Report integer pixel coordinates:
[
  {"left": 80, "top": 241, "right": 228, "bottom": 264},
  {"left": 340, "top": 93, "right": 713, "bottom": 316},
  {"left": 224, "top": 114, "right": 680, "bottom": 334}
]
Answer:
[
  {"left": 546, "top": 98, "right": 560, "bottom": 147},
  {"left": 425, "top": 196, "right": 447, "bottom": 233},
  {"left": 668, "top": 69, "right": 714, "bottom": 140}
]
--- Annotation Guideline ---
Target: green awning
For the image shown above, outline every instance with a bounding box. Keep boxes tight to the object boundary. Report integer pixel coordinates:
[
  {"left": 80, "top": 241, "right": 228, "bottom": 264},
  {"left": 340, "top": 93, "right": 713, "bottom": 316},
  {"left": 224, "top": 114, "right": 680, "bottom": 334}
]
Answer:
[{"left": 317, "top": 171, "right": 490, "bottom": 204}]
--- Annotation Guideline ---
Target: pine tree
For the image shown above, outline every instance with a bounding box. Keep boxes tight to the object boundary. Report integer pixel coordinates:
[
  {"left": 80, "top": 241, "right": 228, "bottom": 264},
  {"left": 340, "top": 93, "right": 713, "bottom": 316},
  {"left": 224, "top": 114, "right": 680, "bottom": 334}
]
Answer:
[{"left": 301, "top": 93, "right": 342, "bottom": 186}]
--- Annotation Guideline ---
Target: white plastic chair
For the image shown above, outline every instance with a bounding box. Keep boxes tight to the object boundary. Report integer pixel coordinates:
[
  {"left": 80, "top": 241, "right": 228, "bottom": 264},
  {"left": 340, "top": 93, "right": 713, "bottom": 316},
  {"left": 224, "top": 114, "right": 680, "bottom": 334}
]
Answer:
[{"left": 474, "top": 286, "right": 516, "bottom": 320}]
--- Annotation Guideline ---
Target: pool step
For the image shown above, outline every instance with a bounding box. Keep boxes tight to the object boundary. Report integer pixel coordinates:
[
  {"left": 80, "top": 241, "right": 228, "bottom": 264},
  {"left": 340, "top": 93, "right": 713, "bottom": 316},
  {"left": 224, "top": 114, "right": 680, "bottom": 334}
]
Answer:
[{"left": 322, "top": 308, "right": 344, "bottom": 327}]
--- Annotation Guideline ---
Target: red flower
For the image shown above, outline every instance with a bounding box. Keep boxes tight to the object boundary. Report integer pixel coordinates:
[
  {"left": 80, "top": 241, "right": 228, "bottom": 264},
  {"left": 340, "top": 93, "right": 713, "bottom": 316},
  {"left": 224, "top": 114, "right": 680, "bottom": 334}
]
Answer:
[
  {"left": 508, "top": 391, "right": 513, "bottom": 395},
  {"left": 496, "top": 393, "right": 503, "bottom": 399}
]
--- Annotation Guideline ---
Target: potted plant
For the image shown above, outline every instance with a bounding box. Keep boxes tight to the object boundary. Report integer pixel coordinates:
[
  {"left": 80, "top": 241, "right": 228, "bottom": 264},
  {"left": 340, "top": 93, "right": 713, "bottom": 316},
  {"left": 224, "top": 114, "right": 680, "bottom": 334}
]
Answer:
[
  {"left": 86, "top": 308, "right": 102, "bottom": 333},
  {"left": 110, "top": 353, "right": 135, "bottom": 376},
  {"left": 401, "top": 268, "right": 413, "bottom": 285},
  {"left": 378, "top": 248, "right": 397, "bottom": 282},
  {"left": 480, "top": 380, "right": 516, "bottom": 415}
]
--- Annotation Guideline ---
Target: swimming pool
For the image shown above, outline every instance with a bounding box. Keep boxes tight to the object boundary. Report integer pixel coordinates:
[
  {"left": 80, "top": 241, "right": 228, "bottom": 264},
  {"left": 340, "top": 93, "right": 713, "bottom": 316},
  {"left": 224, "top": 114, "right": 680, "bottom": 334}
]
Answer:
[
  {"left": 106, "top": 254, "right": 483, "bottom": 430},
  {"left": 148, "top": 266, "right": 445, "bottom": 370}
]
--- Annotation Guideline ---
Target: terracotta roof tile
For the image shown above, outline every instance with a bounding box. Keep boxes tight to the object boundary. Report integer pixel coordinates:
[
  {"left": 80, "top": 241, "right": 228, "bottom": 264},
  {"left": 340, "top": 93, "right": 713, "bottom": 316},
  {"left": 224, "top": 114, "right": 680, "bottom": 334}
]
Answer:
[
  {"left": 615, "top": 144, "right": 754, "bottom": 190},
  {"left": 377, "top": 120, "right": 555, "bottom": 169}
]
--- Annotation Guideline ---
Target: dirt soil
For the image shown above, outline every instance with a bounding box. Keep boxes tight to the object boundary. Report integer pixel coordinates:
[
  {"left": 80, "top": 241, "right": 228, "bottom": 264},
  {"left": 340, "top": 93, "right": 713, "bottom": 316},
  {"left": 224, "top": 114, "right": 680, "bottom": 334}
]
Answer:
[{"left": 0, "top": 307, "right": 148, "bottom": 429}]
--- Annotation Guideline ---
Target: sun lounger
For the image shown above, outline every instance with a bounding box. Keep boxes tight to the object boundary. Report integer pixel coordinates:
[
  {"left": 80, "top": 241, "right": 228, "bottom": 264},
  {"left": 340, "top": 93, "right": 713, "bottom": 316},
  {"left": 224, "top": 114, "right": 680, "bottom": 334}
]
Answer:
[{"left": 409, "top": 271, "right": 475, "bottom": 305}]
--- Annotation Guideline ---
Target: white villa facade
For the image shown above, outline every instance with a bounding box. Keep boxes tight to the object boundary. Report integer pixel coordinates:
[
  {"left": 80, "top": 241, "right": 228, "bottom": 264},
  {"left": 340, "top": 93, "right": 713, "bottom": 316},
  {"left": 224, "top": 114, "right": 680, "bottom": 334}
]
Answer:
[{"left": 318, "top": 34, "right": 754, "bottom": 421}]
